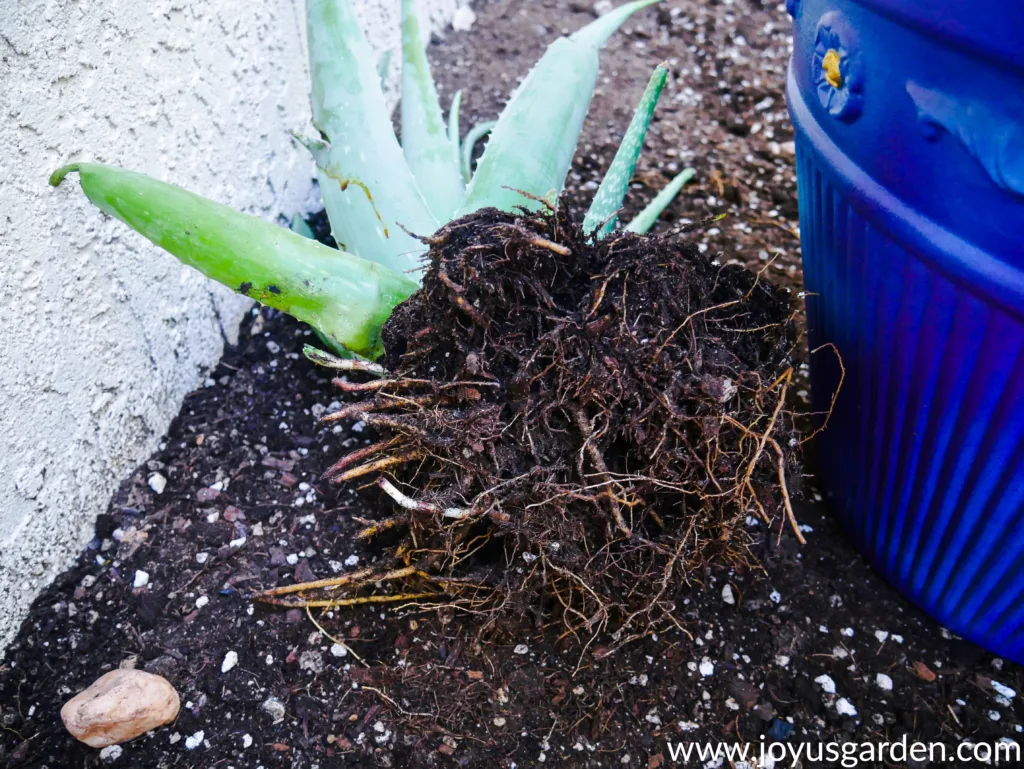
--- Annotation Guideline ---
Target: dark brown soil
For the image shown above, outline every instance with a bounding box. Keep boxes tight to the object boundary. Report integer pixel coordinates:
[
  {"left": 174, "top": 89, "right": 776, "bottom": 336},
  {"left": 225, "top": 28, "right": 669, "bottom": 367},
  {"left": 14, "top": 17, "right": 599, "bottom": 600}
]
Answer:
[{"left": 2, "top": 2, "right": 1021, "bottom": 768}]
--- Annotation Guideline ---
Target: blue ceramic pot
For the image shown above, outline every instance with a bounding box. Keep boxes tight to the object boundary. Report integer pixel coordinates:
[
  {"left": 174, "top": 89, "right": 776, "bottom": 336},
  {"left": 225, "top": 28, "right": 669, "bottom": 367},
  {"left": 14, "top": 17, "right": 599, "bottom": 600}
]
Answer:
[{"left": 786, "top": 0, "right": 1024, "bottom": 661}]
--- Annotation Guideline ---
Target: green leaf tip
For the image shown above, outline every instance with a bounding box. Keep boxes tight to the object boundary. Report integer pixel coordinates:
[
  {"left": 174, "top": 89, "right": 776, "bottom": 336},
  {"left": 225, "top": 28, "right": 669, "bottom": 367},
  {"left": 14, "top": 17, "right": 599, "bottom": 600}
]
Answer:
[
  {"left": 570, "top": 0, "right": 662, "bottom": 50},
  {"left": 49, "top": 163, "right": 81, "bottom": 187},
  {"left": 401, "top": 0, "right": 465, "bottom": 221},
  {"left": 306, "top": 0, "right": 437, "bottom": 276},
  {"left": 583, "top": 63, "right": 669, "bottom": 237},
  {"left": 460, "top": 120, "right": 496, "bottom": 184},
  {"left": 624, "top": 167, "right": 696, "bottom": 234},
  {"left": 459, "top": 0, "right": 660, "bottom": 215}
]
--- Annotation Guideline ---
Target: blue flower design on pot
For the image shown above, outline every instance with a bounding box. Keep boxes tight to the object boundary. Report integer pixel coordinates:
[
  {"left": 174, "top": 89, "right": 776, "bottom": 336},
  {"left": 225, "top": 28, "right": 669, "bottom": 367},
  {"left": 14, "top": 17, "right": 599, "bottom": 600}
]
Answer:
[{"left": 812, "top": 12, "right": 864, "bottom": 122}]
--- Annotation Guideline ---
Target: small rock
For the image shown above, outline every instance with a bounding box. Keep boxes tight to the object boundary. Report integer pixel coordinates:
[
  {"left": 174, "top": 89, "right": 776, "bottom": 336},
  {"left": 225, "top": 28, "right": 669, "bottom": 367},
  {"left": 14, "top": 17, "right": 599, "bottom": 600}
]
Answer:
[
  {"left": 221, "top": 651, "right": 239, "bottom": 674},
  {"left": 262, "top": 697, "right": 286, "bottom": 724},
  {"left": 294, "top": 559, "right": 317, "bottom": 583},
  {"left": 61, "top": 670, "right": 180, "bottom": 747},
  {"left": 148, "top": 473, "right": 167, "bottom": 495},
  {"left": 196, "top": 487, "right": 220, "bottom": 503}
]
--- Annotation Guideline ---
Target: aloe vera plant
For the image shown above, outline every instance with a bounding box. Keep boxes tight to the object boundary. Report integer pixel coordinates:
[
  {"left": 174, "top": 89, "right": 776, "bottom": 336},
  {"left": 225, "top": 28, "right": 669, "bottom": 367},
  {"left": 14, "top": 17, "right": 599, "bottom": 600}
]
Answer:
[{"left": 52, "top": 0, "right": 693, "bottom": 359}]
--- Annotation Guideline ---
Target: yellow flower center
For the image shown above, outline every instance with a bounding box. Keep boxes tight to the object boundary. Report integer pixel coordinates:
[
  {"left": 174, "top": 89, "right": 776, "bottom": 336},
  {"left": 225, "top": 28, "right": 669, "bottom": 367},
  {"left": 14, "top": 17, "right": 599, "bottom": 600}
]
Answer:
[{"left": 822, "top": 49, "right": 843, "bottom": 89}]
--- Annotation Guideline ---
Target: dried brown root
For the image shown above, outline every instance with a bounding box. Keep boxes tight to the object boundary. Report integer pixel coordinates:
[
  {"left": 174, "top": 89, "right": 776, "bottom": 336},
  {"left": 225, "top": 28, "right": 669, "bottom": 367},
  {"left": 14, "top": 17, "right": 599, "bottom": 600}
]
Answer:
[
  {"left": 327, "top": 452, "right": 421, "bottom": 484},
  {"left": 322, "top": 438, "right": 404, "bottom": 479}
]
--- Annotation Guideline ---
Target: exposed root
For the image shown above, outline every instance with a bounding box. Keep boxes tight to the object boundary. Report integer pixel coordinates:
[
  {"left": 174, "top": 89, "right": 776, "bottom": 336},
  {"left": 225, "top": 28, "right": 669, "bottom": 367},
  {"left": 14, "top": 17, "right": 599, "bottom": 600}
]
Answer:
[
  {"left": 377, "top": 478, "right": 472, "bottom": 519},
  {"left": 294, "top": 201, "right": 802, "bottom": 639}
]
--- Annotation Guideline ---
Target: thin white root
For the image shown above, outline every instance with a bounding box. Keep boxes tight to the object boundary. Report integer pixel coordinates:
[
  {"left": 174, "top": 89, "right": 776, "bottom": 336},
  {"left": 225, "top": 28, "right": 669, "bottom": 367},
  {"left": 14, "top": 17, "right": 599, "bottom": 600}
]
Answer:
[{"left": 377, "top": 478, "right": 470, "bottom": 519}]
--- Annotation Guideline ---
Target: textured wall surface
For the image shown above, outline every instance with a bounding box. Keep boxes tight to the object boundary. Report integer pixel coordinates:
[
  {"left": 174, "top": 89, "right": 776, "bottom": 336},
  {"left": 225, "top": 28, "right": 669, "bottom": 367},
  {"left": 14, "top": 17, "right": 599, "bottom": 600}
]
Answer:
[{"left": 0, "top": 0, "right": 461, "bottom": 650}]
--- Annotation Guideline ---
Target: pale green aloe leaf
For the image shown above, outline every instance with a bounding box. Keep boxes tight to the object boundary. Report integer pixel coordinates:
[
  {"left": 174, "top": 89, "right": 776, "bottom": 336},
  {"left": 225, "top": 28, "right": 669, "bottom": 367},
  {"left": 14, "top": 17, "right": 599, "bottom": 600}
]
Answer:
[
  {"left": 50, "top": 163, "right": 417, "bottom": 359},
  {"left": 583, "top": 63, "right": 668, "bottom": 238},
  {"left": 290, "top": 214, "right": 315, "bottom": 239},
  {"left": 448, "top": 89, "right": 463, "bottom": 175},
  {"left": 624, "top": 167, "right": 696, "bottom": 234},
  {"left": 307, "top": 0, "right": 437, "bottom": 277},
  {"left": 401, "top": 0, "right": 465, "bottom": 220},
  {"left": 459, "top": 0, "right": 661, "bottom": 214},
  {"left": 460, "top": 120, "right": 496, "bottom": 184}
]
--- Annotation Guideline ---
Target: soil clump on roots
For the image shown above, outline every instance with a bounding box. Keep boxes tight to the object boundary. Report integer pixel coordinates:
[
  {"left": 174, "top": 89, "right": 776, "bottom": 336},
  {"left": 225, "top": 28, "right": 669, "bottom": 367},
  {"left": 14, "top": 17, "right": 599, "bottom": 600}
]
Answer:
[{"left": 267, "top": 202, "right": 802, "bottom": 641}]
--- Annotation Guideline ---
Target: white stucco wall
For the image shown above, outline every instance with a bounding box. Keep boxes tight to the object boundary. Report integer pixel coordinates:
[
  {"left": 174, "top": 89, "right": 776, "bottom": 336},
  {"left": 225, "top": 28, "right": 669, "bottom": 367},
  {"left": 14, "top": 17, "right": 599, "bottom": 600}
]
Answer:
[{"left": 0, "top": 0, "right": 462, "bottom": 650}]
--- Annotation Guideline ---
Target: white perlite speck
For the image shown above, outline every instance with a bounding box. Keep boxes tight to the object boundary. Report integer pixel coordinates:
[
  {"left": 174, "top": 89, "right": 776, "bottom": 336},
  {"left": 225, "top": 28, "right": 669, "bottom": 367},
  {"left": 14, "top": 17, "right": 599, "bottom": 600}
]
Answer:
[
  {"left": 992, "top": 681, "right": 1017, "bottom": 699},
  {"left": 148, "top": 473, "right": 167, "bottom": 495},
  {"left": 514, "top": 644, "right": 529, "bottom": 655},
  {"left": 99, "top": 745, "right": 123, "bottom": 762},
  {"left": 195, "top": 596, "right": 209, "bottom": 609},
  {"left": 242, "top": 734, "right": 253, "bottom": 748},
  {"left": 184, "top": 730, "right": 204, "bottom": 750},
  {"left": 699, "top": 658, "right": 714, "bottom": 677},
  {"left": 262, "top": 697, "right": 286, "bottom": 724},
  {"left": 815, "top": 674, "right": 836, "bottom": 694},
  {"left": 330, "top": 643, "right": 348, "bottom": 658},
  {"left": 345, "top": 554, "right": 360, "bottom": 567},
  {"left": 876, "top": 673, "right": 893, "bottom": 691},
  {"left": 722, "top": 584, "right": 735, "bottom": 605},
  {"left": 836, "top": 698, "right": 858, "bottom": 717},
  {"left": 132, "top": 570, "right": 149, "bottom": 589},
  {"left": 769, "top": 590, "right": 782, "bottom": 603},
  {"left": 221, "top": 650, "right": 239, "bottom": 673},
  {"left": 451, "top": 4, "right": 476, "bottom": 32}
]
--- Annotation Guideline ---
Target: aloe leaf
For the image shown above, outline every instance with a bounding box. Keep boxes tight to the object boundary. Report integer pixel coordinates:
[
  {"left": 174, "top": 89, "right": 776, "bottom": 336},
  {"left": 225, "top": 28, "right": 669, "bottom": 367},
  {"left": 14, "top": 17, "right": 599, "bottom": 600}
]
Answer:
[
  {"left": 459, "top": 0, "right": 661, "bottom": 214},
  {"left": 460, "top": 120, "right": 496, "bottom": 184},
  {"left": 624, "top": 167, "right": 696, "bottom": 234},
  {"left": 51, "top": 163, "right": 417, "bottom": 358},
  {"left": 448, "top": 89, "right": 463, "bottom": 174},
  {"left": 290, "top": 214, "right": 315, "bottom": 239},
  {"left": 400, "top": 0, "right": 465, "bottom": 221},
  {"left": 307, "top": 0, "right": 437, "bottom": 276},
  {"left": 583, "top": 63, "right": 668, "bottom": 237}
]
